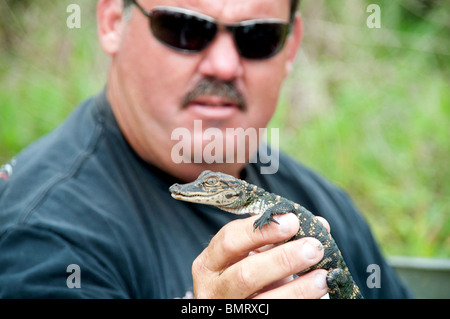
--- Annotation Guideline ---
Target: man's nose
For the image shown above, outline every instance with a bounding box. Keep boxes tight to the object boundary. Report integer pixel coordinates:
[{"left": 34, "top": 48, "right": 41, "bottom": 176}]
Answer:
[{"left": 198, "top": 32, "right": 244, "bottom": 82}]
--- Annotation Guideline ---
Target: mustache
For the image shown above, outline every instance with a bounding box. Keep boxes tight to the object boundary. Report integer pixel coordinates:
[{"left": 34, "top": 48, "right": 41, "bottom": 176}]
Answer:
[{"left": 182, "top": 77, "right": 247, "bottom": 111}]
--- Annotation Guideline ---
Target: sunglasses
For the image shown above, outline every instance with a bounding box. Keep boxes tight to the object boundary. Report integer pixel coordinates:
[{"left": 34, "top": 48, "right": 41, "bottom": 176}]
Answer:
[{"left": 131, "top": 1, "right": 291, "bottom": 60}]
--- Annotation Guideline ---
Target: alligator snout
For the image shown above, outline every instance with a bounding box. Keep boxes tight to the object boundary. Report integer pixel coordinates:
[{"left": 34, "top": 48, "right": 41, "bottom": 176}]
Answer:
[{"left": 169, "top": 183, "right": 181, "bottom": 194}]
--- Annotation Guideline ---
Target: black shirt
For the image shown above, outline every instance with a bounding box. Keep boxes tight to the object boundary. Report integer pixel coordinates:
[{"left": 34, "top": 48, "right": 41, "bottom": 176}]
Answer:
[{"left": 0, "top": 91, "right": 412, "bottom": 298}]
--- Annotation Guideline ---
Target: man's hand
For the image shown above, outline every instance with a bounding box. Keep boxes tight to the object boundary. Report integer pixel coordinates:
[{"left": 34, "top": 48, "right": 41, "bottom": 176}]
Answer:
[{"left": 192, "top": 213, "right": 329, "bottom": 299}]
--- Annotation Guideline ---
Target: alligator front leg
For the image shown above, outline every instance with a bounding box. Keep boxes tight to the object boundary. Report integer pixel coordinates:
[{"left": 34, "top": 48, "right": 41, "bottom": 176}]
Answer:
[{"left": 253, "top": 201, "right": 296, "bottom": 230}]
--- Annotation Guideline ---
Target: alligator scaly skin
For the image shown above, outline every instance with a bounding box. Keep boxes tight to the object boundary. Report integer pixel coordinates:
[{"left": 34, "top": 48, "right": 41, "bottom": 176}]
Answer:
[{"left": 170, "top": 170, "right": 363, "bottom": 299}]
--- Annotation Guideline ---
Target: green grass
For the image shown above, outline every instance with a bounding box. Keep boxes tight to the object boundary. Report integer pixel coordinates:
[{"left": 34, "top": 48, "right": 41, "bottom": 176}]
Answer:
[{"left": 1, "top": 0, "right": 449, "bottom": 257}]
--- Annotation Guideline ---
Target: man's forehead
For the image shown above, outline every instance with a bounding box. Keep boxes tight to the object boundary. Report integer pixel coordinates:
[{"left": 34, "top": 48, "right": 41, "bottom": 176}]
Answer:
[{"left": 143, "top": 0, "right": 290, "bottom": 22}]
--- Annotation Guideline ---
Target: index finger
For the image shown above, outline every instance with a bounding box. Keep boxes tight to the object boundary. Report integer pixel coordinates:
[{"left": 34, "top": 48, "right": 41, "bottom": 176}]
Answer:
[{"left": 199, "top": 213, "right": 300, "bottom": 272}]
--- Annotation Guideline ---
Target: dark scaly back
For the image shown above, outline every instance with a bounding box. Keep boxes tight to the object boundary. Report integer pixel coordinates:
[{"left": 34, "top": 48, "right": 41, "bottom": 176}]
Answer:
[{"left": 291, "top": 205, "right": 347, "bottom": 274}]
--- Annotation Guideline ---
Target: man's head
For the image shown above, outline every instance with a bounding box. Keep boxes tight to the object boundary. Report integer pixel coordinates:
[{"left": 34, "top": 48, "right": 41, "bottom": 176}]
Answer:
[{"left": 97, "top": 0, "right": 302, "bottom": 181}]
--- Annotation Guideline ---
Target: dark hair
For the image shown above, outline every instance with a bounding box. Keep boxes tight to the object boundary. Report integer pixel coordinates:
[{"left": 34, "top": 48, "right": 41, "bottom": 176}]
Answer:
[{"left": 124, "top": 0, "right": 300, "bottom": 23}]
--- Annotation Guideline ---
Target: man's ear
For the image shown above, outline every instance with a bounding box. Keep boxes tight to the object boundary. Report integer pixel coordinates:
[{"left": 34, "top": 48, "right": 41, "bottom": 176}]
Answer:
[
  {"left": 97, "top": 0, "right": 126, "bottom": 56},
  {"left": 284, "top": 13, "right": 303, "bottom": 76}
]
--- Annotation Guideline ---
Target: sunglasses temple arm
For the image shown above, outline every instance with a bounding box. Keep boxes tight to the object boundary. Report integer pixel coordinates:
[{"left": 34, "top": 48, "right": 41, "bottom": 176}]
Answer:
[{"left": 131, "top": 0, "right": 152, "bottom": 18}]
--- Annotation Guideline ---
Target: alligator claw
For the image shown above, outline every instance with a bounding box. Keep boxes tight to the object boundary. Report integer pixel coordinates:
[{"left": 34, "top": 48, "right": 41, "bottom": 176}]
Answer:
[{"left": 253, "top": 214, "right": 279, "bottom": 231}]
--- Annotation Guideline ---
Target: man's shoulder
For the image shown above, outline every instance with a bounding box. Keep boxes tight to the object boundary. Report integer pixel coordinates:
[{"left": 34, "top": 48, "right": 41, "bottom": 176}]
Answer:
[{"left": 0, "top": 93, "right": 112, "bottom": 229}]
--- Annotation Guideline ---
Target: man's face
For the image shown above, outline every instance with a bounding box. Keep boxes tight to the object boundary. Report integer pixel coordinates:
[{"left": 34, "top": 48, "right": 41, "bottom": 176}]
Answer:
[{"left": 100, "top": 0, "right": 301, "bottom": 181}]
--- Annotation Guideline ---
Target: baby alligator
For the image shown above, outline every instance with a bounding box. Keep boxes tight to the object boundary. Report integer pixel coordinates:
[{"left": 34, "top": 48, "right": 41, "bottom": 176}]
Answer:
[{"left": 169, "top": 170, "right": 363, "bottom": 299}]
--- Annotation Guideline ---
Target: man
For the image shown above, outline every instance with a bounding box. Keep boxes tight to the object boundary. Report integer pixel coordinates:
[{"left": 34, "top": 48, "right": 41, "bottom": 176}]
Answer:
[{"left": 0, "top": 0, "right": 411, "bottom": 298}]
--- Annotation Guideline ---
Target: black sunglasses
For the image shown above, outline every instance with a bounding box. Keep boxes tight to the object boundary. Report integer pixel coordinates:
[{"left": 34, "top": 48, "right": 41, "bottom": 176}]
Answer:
[{"left": 131, "top": 1, "right": 291, "bottom": 60}]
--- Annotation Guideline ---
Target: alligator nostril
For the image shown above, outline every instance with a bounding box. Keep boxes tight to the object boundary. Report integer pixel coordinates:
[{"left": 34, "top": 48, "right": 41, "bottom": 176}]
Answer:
[{"left": 169, "top": 183, "right": 181, "bottom": 193}]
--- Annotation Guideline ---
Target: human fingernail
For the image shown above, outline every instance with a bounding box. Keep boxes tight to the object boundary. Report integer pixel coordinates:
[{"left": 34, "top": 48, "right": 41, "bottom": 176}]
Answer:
[
  {"left": 275, "top": 214, "right": 298, "bottom": 234},
  {"left": 302, "top": 242, "right": 316, "bottom": 259},
  {"left": 315, "top": 272, "right": 327, "bottom": 290}
]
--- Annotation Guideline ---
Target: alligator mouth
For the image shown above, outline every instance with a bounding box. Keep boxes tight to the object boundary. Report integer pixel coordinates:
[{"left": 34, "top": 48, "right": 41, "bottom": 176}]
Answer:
[
  {"left": 169, "top": 184, "right": 215, "bottom": 200},
  {"left": 169, "top": 184, "right": 238, "bottom": 206},
  {"left": 170, "top": 192, "right": 223, "bottom": 201},
  {"left": 170, "top": 193, "right": 207, "bottom": 200}
]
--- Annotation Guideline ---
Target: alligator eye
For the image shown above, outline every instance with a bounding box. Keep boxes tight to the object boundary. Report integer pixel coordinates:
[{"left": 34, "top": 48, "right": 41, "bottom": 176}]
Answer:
[{"left": 205, "top": 177, "right": 218, "bottom": 186}]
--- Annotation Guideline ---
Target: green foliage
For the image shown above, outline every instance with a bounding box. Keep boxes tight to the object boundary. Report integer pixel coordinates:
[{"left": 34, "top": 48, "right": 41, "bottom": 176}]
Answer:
[{"left": 0, "top": 0, "right": 448, "bottom": 257}]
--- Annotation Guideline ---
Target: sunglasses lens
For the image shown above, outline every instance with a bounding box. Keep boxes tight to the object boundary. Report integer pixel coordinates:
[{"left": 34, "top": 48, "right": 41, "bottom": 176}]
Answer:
[
  {"left": 151, "top": 10, "right": 217, "bottom": 52},
  {"left": 234, "top": 23, "right": 288, "bottom": 60}
]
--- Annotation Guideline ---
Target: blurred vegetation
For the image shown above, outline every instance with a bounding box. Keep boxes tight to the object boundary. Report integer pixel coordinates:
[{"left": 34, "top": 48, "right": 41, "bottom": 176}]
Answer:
[
  {"left": 0, "top": 0, "right": 106, "bottom": 162},
  {"left": 0, "top": 0, "right": 449, "bottom": 257}
]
